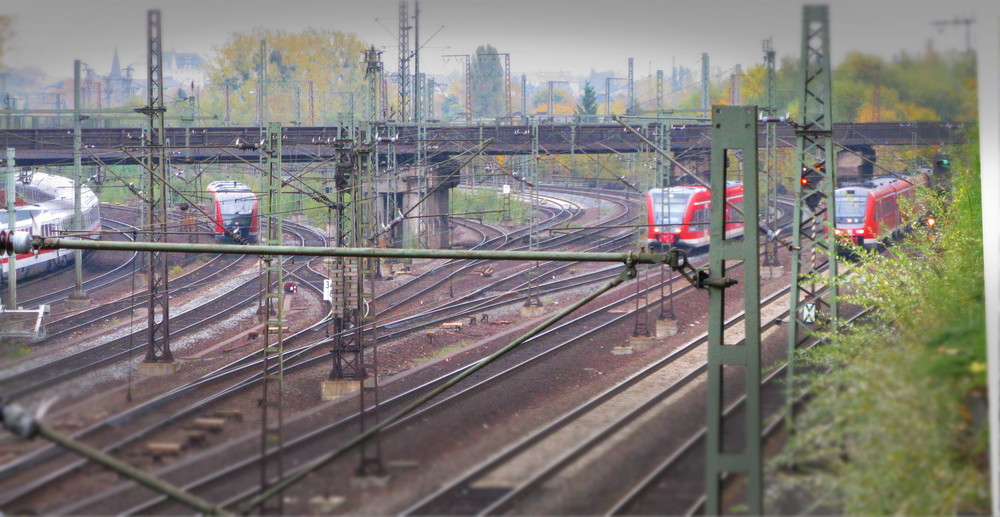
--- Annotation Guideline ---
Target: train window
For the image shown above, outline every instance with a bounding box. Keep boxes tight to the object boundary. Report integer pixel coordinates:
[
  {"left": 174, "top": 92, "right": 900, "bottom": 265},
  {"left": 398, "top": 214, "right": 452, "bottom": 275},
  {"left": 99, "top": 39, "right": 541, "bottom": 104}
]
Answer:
[
  {"left": 650, "top": 191, "right": 691, "bottom": 225},
  {"left": 690, "top": 207, "right": 710, "bottom": 227},
  {"left": 10, "top": 209, "right": 42, "bottom": 222},
  {"left": 836, "top": 191, "right": 867, "bottom": 225},
  {"left": 729, "top": 199, "right": 744, "bottom": 223}
]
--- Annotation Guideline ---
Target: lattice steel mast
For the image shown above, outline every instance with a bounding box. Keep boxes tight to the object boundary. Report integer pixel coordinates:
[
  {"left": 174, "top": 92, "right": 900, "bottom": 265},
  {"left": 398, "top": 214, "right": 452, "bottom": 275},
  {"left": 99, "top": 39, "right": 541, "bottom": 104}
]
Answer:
[
  {"left": 523, "top": 121, "right": 543, "bottom": 311},
  {"left": 787, "top": 5, "right": 839, "bottom": 404},
  {"left": 325, "top": 47, "right": 386, "bottom": 480},
  {"left": 627, "top": 57, "right": 635, "bottom": 115},
  {"left": 762, "top": 38, "right": 781, "bottom": 270},
  {"left": 257, "top": 122, "right": 286, "bottom": 513},
  {"left": 139, "top": 9, "right": 172, "bottom": 368},
  {"left": 398, "top": 0, "right": 411, "bottom": 122}
]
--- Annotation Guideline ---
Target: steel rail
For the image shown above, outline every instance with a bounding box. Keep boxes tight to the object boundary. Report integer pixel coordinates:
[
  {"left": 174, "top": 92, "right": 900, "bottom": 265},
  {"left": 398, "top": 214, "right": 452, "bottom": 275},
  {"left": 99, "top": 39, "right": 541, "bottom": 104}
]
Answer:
[
  {"left": 0, "top": 225, "right": 332, "bottom": 506},
  {"left": 15, "top": 218, "right": 139, "bottom": 308},
  {"left": 486, "top": 288, "right": 795, "bottom": 516},
  {"left": 378, "top": 197, "right": 574, "bottom": 307},
  {"left": 402, "top": 282, "right": 792, "bottom": 516},
  {"left": 380, "top": 193, "right": 628, "bottom": 320},
  {"left": 22, "top": 421, "right": 230, "bottom": 515},
  {"left": 34, "top": 236, "right": 252, "bottom": 346},
  {"left": 3, "top": 188, "right": 636, "bottom": 508},
  {"left": 238, "top": 264, "right": 638, "bottom": 513},
  {"left": 119, "top": 247, "right": 718, "bottom": 516},
  {"left": 607, "top": 304, "right": 866, "bottom": 516},
  {"left": 0, "top": 192, "right": 582, "bottom": 504},
  {"left": 134, "top": 239, "right": 721, "bottom": 515},
  {"left": 0, "top": 225, "right": 316, "bottom": 397},
  {"left": 83, "top": 211, "right": 780, "bottom": 515}
]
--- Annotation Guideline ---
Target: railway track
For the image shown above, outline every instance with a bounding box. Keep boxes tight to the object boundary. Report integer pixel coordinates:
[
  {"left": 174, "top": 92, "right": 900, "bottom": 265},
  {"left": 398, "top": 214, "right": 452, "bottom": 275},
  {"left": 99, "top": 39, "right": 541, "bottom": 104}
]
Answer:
[
  {"left": 43, "top": 188, "right": 776, "bottom": 513},
  {"left": 90, "top": 235, "right": 765, "bottom": 515},
  {"left": 16, "top": 204, "right": 249, "bottom": 332},
  {"left": 378, "top": 189, "right": 636, "bottom": 321},
  {"left": 3, "top": 184, "right": 776, "bottom": 512},
  {"left": 15, "top": 217, "right": 140, "bottom": 308},
  {"left": 58, "top": 248, "right": 710, "bottom": 514},
  {"left": 0, "top": 190, "right": 593, "bottom": 507},
  {"left": 0, "top": 189, "right": 636, "bottom": 510},
  {"left": 0, "top": 221, "right": 322, "bottom": 400},
  {"left": 402, "top": 284, "right": 798, "bottom": 515},
  {"left": 376, "top": 193, "right": 579, "bottom": 309}
]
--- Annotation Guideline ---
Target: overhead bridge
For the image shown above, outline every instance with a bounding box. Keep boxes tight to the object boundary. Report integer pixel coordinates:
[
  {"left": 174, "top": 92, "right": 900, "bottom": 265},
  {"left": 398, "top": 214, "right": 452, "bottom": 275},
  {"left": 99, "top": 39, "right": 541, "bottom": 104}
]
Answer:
[{"left": 0, "top": 121, "right": 964, "bottom": 167}]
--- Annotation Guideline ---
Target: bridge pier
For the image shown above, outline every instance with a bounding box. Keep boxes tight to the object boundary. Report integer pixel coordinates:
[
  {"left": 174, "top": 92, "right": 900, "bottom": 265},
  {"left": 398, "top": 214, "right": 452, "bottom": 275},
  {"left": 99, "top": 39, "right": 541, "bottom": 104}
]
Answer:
[
  {"left": 837, "top": 145, "right": 875, "bottom": 183},
  {"left": 376, "top": 157, "right": 459, "bottom": 250}
]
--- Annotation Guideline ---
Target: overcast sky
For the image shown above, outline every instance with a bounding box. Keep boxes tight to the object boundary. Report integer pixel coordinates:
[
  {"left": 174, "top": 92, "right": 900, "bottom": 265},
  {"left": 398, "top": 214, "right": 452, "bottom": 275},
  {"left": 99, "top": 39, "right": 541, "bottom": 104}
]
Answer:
[{"left": 0, "top": 0, "right": 990, "bottom": 83}]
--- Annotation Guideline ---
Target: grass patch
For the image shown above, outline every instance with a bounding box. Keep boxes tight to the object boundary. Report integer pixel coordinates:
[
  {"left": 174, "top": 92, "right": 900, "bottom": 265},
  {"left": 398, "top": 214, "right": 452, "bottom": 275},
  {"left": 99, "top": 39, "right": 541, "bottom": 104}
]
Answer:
[
  {"left": 414, "top": 343, "right": 468, "bottom": 364},
  {"left": 450, "top": 187, "right": 531, "bottom": 225},
  {"left": 0, "top": 342, "right": 32, "bottom": 360}
]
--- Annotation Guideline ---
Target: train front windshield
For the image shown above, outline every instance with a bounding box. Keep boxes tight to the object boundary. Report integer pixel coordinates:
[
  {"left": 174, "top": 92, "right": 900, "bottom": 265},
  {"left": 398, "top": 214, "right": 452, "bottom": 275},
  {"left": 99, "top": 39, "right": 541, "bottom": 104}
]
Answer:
[
  {"left": 218, "top": 193, "right": 255, "bottom": 217},
  {"left": 651, "top": 192, "right": 691, "bottom": 227},
  {"left": 835, "top": 190, "right": 867, "bottom": 227}
]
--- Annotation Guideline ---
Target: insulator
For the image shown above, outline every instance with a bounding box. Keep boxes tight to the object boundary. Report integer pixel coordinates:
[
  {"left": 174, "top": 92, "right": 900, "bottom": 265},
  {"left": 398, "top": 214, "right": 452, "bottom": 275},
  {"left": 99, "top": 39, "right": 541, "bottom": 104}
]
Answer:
[
  {"left": 0, "top": 230, "right": 34, "bottom": 256},
  {"left": 234, "top": 138, "right": 258, "bottom": 151}
]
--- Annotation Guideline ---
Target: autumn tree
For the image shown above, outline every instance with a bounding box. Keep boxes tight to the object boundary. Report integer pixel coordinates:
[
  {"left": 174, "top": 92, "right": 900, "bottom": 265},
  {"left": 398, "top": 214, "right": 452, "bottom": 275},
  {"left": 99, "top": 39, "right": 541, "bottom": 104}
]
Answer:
[
  {"left": 469, "top": 44, "right": 505, "bottom": 117},
  {"left": 576, "top": 81, "right": 598, "bottom": 120},
  {"left": 0, "top": 16, "right": 10, "bottom": 69},
  {"left": 203, "top": 28, "right": 369, "bottom": 125}
]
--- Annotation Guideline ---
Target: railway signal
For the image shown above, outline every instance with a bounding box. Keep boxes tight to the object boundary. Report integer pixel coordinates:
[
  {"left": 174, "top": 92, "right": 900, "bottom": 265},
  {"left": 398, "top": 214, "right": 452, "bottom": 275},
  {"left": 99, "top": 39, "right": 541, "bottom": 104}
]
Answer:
[{"left": 934, "top": 154, "right": 951, "bottom": 175}]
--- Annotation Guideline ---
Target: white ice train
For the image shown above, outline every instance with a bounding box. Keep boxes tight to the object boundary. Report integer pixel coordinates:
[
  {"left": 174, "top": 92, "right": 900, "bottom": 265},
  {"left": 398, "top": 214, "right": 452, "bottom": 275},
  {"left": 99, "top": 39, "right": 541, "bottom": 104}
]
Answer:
[{"left": 1, "top": 171, "right": 101, "bottom": 282}]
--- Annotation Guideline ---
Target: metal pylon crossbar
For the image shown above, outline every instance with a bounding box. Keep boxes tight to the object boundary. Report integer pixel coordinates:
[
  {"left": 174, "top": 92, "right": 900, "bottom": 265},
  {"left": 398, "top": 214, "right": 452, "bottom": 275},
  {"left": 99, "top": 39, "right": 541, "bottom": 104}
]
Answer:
[
  {"left": 258, "top": 122, "right": 286, "bottom": 514},
  {"left": 787, "top": 5, "right": 838, "bottom": 406},
  {"left": 705, "top": 105, "right": 762, "bottom": 515}
]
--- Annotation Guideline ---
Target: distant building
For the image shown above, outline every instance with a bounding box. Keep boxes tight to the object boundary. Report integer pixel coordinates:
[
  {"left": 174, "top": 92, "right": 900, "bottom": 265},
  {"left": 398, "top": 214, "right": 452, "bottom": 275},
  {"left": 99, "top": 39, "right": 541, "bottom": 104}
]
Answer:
[
  {"left": 163, "top": 49, "right": 207, "bottom": 90},
  {"left": 105, "top": 48, "right": 138, "bottom": 105}
]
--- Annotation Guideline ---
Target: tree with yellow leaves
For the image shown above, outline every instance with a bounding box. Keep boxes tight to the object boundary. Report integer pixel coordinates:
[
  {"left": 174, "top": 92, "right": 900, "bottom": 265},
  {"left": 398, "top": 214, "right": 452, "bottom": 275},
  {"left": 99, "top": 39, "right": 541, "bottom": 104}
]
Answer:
[{"left": 201, "top": 28, "right": 370, "bottom": 125}]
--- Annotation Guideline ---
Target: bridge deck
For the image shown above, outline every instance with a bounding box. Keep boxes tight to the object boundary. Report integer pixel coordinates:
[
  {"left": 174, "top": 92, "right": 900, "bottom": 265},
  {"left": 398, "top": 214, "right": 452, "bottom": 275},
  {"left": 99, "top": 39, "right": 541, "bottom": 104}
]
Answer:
[{"left": 0, "top": 121, "right": 964, "bottom": 166}]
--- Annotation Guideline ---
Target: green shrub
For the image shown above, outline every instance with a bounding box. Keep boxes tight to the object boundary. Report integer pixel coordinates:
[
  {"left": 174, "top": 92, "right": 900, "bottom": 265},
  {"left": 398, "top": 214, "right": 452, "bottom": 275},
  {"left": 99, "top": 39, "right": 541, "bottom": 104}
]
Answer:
[{"left": 774, "top": 136, "right": 987, "bottom": 514}]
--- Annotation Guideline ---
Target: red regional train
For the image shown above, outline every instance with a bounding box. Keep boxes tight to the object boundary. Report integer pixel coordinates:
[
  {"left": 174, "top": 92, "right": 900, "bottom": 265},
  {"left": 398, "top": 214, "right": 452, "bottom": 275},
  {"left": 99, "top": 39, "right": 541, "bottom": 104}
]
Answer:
[
  {"left": 206, "top": 181, "right": 259, "bottom": 244},
  {"left": 834, "top": 172, "right": 930, "bottom": 250},
  {"left": 646, "top": 182, "right": 745, "bottom": 250}
]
